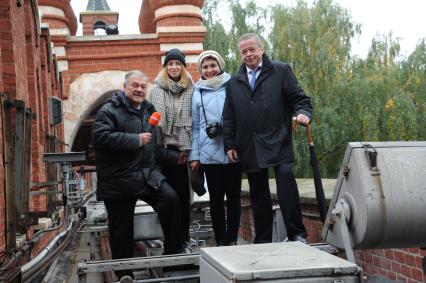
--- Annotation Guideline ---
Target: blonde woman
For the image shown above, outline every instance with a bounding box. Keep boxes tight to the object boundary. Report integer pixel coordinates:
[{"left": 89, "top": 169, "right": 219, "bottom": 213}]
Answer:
[{"left": 149, "top": 49, "right": 193, "bottom": 253}]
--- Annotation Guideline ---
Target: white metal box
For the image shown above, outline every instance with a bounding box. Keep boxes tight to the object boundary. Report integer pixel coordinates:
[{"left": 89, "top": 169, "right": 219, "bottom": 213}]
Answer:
[{"left": 200, "top": 242, "right": 361, "bottom": 282}]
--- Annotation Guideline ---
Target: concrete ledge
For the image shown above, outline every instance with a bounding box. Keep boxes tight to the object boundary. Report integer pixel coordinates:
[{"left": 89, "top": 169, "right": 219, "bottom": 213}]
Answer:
[{"left": 241, "top": 178, "right": 336, "bottom": 205}]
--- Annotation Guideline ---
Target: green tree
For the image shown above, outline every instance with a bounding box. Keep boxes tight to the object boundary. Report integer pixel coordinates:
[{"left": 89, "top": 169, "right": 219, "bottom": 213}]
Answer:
[
  {"left": 269, "top": 0, "right": 361, "bottom": 177},
  {"left": 202, "top": 0, "right": 229, "bottom": 59},
  {"left": 400, "top": 39, "right": 426, "bottom": 140},
  {"left": 202, "top": 0, "right": 267, "bottom": 74}
]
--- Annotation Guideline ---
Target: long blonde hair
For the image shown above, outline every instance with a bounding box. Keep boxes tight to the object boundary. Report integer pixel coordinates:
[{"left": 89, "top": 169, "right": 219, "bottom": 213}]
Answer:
[{"left": 160, "top": 65, "right": 192, "bottom": 89}]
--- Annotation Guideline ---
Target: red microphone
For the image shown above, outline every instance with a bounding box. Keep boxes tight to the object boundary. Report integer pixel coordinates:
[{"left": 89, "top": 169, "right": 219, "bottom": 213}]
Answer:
[{"left": 147, "top": 112, "right": 161, "bottom": 132}]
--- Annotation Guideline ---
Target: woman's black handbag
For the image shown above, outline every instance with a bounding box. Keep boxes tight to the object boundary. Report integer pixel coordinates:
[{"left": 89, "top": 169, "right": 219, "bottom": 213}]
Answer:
[{"left": 189, "top": 166, "right": 206, "bottom": 196}]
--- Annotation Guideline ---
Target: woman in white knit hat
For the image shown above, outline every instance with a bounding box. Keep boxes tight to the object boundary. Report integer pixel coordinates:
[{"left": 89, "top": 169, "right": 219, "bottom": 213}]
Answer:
[{"left": 189, "top": 50, "right": 242, "bottom": 246}]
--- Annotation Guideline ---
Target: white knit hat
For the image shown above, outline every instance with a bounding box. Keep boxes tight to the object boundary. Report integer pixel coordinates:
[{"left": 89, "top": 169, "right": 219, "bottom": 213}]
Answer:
[{"left": 197, "top": 50, "right": 225, "bottom": 74}]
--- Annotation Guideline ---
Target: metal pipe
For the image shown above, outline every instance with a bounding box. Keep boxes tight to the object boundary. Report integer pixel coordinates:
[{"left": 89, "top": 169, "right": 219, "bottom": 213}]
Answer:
[
  {"left": 21, "top": 217, "right": 76, "bottom": 273},
  {"left": 30, "top": 222, "right": 64, "bottom": 243},
  {"left": 0, "top": 249, "right": 26, "bottom": 273},
  {"left": 0, "top": 210, "right": 74, "bottom": 275},
  {"left": 21, "top": 218, "right": 79, "bottom": 282}
]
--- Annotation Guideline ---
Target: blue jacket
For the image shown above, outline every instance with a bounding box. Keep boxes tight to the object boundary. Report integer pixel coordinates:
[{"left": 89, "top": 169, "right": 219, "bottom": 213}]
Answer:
[{"left": 189, "top": 73, "right": 231, "bottom": 164}]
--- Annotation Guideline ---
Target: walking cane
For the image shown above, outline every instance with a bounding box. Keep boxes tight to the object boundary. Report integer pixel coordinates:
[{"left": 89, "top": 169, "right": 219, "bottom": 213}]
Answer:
[{"left": 292, "top": 118, "right": 327, "bottom": 224}]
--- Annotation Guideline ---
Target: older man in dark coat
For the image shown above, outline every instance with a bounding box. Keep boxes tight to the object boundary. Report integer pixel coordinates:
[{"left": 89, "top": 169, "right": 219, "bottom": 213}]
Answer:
[
  {"left": 223, "top": 33, "right": 313, "bottom": 244},
  {"left": 92, "top": 70, "right": 183, "bottom": 281}
]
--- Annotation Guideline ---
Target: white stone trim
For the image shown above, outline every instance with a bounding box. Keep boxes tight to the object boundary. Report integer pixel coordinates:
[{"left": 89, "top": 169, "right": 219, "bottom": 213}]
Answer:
[
  {"left": 161, "top": 55, "right": 198, "bottom": 64},
  {"left": 157, "top": 26, "right": 206, "bottom": 33},
  {"left": 160, "top": 43, "right": 203, "bottom": 52},
  {"left": 39, "top": 6, "right": 65, "bottom": 17},
  {"left": 49, "top": 28, "right": 70, "bottom": 36},
  {"left": 54, "top": 46, "right": 66, "bottom": 57},
  {"left": 57, "top": 60, "right": 68, "bottom": 72},
  {"left": 155, "top": 5, "right": 200, "bottom": 18},
  {"left": 67, "top": 33, "right": 158, "bottom": 42}
]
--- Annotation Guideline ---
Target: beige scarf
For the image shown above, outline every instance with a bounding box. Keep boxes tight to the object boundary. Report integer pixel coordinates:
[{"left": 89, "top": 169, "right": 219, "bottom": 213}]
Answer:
[{"left": 149, "top": 75, "right": 193, "bottom": 151}]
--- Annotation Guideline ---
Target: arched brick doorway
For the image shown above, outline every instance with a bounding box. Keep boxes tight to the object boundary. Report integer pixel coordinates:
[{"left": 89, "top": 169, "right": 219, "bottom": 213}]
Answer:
[
  {"left": 64, "top": 70, "right": 127, "bottom": 163},
  {"left": 70, "top": 89, "right": 118, "bottom": 164}
]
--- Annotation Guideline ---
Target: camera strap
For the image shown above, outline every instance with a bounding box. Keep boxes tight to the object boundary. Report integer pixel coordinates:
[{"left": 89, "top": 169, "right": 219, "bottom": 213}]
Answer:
[{"left": 200, "top": 89, "right": 210, "bottom": 125}]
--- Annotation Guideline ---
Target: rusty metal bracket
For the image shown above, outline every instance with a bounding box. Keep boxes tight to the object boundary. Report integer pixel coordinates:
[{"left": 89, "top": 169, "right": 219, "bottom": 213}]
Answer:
[
  {"left": 362, "top": 143, "right": 379, "bottom": 174},
  {"left": 13, "top": 99, "right": 26, "bottom": 221},
  {"left": 1, "top": 93, "right": 34, "bottom": 245},
  {"left": 1, "top": 92, "right": 17, "bottom": 249},
  {"left": 30, "top": 180, "right": 60, "bottom": 190},
  {"left": 22, "top": 108, "right": 33, "bottom": 222},
  {"left": 342, "top": 164, "right": 350, "bottom": 178}
]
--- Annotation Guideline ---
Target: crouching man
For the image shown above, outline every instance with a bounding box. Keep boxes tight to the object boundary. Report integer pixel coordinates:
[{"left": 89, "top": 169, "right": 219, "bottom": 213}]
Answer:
[{"left": 92, "top": 70, "right": 183, "bottom": 281}]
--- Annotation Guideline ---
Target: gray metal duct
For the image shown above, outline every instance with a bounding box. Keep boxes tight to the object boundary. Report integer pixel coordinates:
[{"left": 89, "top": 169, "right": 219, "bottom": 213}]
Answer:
[{"left": 322, "top": 141, "right": 426, "bottom": 261}]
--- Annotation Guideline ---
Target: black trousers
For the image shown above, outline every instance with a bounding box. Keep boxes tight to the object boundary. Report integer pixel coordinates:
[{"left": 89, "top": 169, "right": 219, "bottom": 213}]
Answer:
[
  {"left": 104, "top": 182, "right": 182, "bottom": 278},
  {"left": 247, "top": 162, "right": 306, "bottom": 243},
  {"left": 162, "top": 164, "right": 191, "bottom": 244},
  {"left": 203, "top": 163, "right": 242, "bottom": 245}
]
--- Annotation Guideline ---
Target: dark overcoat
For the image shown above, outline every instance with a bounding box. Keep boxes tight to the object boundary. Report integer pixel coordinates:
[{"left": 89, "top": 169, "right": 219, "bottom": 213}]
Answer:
[
  {"left": 223, "top": 54, "right": 313, "bottom": 171},
  {"left": 92, "top": 92, "right": 175, "bottom": 200}
]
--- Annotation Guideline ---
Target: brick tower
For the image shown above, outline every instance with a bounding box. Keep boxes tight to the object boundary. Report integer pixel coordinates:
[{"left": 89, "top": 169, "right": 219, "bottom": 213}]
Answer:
[
  {"left": 139, "top": 0, "right": 206, "bottom": 73},
  {"left": 38, "top": 0, "right": 77, "bottom": 71},
  {"left": 80, "top": 0, "right": 119, "bottom": 36}
]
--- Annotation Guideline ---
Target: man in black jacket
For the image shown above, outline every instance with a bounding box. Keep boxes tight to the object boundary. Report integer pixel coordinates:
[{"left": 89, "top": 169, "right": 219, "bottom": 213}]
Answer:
[
  {"left": 223, "top": 33, "right": 312, "bottom": 244},
  {"left": 92, "top": 70, "right": 182, "bottom": 280}
]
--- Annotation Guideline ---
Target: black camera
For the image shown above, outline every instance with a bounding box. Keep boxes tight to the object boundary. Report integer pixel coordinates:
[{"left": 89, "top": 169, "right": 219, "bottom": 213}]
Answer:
[{"left": 206, "top": 122, "right": 221, "bottom": 138}]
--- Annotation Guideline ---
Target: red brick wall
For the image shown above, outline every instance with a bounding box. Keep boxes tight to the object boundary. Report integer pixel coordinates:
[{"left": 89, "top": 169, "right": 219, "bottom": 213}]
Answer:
[
  {"left": 0, "top": 11, "right": 5, "bottom": 252},
  {"left": 0, "top": 38, "right": 3, "bottom": 91},
  {"left": 239, "top": 195, "right": 425, "bottom": 282},
  {"left": 156, "top": 17, "right": 202, "bottom": 27},
  {"left": 149, "top": 0, "right": 204, "bottom": 10},
  {"left": 0, "top": 0, "right": 29, "bottom": 253},
  {"left": 356, "top": 249, "right": 425, "bottom": 282},
  {"left": 139, "top": 0, "right": 156, "bottom": 33},
  {"left": 1, "top": 0, "right": 29, "bottom": 101},
  {"left": 62, "top": 37, "right": 202, "bottom": 98},
  {"left": 0, "top": 0, "right": 65, "bottom": 252}
]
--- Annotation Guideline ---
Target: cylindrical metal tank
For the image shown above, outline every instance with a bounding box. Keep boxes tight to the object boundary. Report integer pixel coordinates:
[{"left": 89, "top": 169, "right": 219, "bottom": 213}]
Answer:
[{"left": 323, "top": 141, "right": 426, "bottom": 249}]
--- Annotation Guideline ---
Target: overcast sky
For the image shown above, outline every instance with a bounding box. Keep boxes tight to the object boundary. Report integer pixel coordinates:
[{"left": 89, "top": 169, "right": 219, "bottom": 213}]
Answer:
[{"left": 70, "top": 0, "right": 426, "bottom": 58}]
